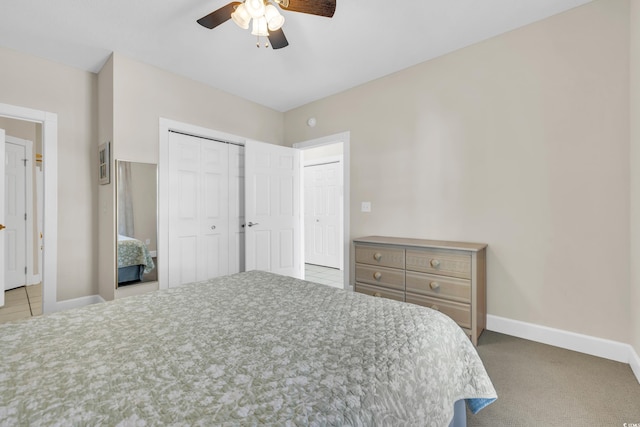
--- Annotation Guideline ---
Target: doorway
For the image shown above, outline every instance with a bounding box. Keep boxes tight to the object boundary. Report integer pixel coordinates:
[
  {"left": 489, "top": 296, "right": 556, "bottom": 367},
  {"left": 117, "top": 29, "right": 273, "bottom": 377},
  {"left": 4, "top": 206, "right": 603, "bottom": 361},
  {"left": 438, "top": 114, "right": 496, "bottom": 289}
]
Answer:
[
  {"left": 0, "top": 102, "right": 58, "bottom": 313},
  {"left": 294, "top": 132, "right": 351, "bottom": 290}
]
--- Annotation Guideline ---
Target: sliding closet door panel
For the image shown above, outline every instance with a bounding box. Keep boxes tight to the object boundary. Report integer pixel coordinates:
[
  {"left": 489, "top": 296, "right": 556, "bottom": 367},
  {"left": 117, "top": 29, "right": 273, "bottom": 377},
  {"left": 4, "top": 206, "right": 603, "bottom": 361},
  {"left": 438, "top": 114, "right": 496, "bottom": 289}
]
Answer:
[
  {"left": 177, "top": 236, "right": 198, "bottom": 285},
  {"left": 200, "top": 142, "right": 229, "bottom": 280},
  {"left": 168, "top": 132, "right": 231, "bottom": 287}
]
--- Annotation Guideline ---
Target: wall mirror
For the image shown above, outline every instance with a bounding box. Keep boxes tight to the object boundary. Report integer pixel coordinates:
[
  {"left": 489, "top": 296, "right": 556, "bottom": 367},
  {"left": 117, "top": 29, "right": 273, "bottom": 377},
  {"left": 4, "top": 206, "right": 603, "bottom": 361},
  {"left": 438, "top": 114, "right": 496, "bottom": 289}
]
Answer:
[{"left": 115, "top": 160, "right": 158, "bottom": 288}]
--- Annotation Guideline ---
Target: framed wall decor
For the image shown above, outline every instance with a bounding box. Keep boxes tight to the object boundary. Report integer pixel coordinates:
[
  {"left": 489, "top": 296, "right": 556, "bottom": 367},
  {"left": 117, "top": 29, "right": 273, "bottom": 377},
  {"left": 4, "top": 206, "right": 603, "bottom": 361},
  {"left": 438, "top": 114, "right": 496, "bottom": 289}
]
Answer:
[{"left": 99, "top": 141, "right": 111, "bottom": 185}]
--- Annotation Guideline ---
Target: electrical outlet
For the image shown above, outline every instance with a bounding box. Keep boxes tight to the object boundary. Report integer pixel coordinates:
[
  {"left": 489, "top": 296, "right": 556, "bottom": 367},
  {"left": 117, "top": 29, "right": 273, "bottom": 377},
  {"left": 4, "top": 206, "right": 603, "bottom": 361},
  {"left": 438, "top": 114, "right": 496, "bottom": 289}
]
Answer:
[
  {"left": 361, "top": 202, "right": 371, "bottom": 213},
  {"left": 145, "top": 238, "right": 151, "bottom": 245}
]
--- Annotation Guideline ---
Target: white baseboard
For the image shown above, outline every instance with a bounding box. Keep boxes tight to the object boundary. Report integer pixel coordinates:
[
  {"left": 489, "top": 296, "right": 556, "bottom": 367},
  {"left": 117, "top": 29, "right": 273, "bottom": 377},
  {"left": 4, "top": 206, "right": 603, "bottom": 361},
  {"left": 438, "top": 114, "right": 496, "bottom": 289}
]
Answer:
[
  {"left": 487, "top": 315, "right": 640, "bottom": 384},
  {"left": 630, "top": 345, "right": 640, "bottom": 383},
  {"left": 54, "top": 294, "right": 105, "bottom": 312}
]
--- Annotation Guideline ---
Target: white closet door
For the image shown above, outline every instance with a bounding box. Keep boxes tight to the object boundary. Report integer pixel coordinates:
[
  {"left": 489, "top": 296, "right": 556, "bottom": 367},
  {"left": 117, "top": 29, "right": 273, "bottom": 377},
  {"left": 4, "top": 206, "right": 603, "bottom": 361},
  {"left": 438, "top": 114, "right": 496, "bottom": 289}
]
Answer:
[
  {"left": 0, "top": 129, "right": 5, "bottom": 306},
  {"left": 168, "top": 132, "right": 230, "bottom": 286},
  {"left": 304, "top": 161, "right": 341, "bottom": 269},
  {"left": 200, "top": 141, "right": 230, "bottom": 279},
  {"left": 5, "top": 140, "right": 27, "bottom": 290},
  {"left": 245, "top": 140, "right": 303, "bottom": 279}
]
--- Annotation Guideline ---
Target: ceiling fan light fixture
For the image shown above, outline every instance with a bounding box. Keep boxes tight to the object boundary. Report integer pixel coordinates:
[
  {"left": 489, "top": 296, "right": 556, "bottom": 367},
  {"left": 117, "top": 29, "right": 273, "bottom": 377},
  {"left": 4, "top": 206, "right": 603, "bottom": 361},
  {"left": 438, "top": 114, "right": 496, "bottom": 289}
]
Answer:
[
  {"left": 245, "top": 0, "right": 266, "bottom": 19},
  {"left": 231, "top": 4, "right": 251, "bottom": 29},
  {"left": 251, "top": 16, "right": 269, "bottom": 37},
  {"left": 265, "top": 4, "right": 285, "bottom": 31}
]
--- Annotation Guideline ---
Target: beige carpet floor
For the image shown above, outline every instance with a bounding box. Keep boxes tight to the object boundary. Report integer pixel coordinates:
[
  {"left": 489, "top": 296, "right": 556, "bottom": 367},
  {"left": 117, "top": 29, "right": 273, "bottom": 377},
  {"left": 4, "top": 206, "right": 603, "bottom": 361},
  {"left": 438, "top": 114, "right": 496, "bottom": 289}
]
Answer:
[{"left": 468, "top": 331, "right": 640, "bottom": 426}]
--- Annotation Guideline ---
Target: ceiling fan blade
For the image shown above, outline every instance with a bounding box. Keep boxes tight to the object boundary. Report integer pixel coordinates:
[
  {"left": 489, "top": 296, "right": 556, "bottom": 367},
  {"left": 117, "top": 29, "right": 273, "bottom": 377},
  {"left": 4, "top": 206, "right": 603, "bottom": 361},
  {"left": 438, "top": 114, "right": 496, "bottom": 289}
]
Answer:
[
  {"left": 197, "top": 2, "right": 242, "bottom": 29},
  {"left": 283, "top": 0, "right": 336, "bottom": 17},
  {"left": 268, "top": 28, "right": 289, "bottom": 49}
]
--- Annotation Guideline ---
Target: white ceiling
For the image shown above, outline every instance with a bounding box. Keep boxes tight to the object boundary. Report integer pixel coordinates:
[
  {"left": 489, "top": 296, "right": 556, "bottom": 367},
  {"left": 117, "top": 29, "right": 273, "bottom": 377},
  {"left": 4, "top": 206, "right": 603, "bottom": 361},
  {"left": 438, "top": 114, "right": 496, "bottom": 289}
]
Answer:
[{"left": 0, "top": 0, "right": 592, "bottom": 112}]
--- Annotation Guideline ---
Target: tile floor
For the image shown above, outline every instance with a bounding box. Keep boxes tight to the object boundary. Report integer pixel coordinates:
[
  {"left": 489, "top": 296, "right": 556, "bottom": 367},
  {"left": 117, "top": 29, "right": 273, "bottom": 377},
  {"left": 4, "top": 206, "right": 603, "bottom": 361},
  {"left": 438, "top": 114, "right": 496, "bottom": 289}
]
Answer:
[
  {"left": 0, "top": 284, "right": 42, "bottom": 324},
  {"left": 304, "top": 264, "right": 344, "bottom": 289}
]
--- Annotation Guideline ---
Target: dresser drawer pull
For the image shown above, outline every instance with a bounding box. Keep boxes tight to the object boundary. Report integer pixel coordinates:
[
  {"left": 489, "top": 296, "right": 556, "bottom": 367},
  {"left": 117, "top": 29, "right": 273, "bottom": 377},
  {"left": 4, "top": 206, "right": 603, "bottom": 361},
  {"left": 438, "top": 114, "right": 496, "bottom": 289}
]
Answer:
[
  {"left": 373, "top": 272, "right": 382, "bottom": 281},
  {"left": 373, "top": 292, "right": 382, "bottom": 297},
  {"left": 373, "top": 252, "right": 382, "bottom": 261},
  {"left": 431, "top": 304, "right": 439, "bottom": 311},
  {"left": 429, "top": 282, "right": 440, "bottom": 290},
  {"left": 430, "top": 259, "right": 440, "bottom": 268}
]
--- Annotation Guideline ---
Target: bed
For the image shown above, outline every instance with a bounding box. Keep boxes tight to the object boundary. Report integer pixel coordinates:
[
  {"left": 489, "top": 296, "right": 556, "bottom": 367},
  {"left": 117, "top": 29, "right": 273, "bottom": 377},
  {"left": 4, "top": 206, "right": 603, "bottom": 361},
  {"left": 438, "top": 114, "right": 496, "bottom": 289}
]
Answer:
[
  {"left": 0, "top": 271, "right": 496, "bottom": 426},
  {"left": 117, "top": 234, "right": 155, "bottom": 284}
]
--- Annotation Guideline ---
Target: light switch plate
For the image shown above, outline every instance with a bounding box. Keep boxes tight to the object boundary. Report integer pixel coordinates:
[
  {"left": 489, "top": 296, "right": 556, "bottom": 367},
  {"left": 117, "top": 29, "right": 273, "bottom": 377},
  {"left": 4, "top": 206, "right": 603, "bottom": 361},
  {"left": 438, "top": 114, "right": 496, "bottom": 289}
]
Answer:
[{"left": 361, "top": 201, "right": 371, "bottom": 212}]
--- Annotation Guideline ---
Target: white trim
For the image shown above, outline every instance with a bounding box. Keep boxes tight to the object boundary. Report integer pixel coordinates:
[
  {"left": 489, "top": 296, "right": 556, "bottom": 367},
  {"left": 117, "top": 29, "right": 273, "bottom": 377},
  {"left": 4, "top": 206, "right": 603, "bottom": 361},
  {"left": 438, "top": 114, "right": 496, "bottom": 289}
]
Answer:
[
  {"left": 487, "top": 315, "right": 640, "bottom": 383},
  {"left": 630, "top": 346, "right": 640, "bottom": 384},
  {"left": 293, "top": 132, "right": 351, "bottom": 290},
  {"left": 0, "top": 103, "right": 57, "bottom": 314},
  {"left": 54, "top": 294, "right": 105, "bottom": 312}
]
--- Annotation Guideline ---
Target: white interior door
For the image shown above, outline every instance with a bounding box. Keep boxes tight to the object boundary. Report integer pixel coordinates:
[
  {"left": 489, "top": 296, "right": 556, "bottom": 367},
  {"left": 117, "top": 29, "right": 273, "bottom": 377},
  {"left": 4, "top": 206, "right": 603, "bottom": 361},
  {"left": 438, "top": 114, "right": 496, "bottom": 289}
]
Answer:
[
  {"left": 245, "top": 140, "right": 303, "bottom": 279},
  {"left": 0, "top": 128, "right": 5, "bottom": 306},
  {"left": 304, "top": 161, "right": 342, "bottom": 269},
  {"left": 168, "top": 132, "right": 230, "bottom": 286},
  {"left": 5, "top": 139, "right": 28, "bottom": 290}
]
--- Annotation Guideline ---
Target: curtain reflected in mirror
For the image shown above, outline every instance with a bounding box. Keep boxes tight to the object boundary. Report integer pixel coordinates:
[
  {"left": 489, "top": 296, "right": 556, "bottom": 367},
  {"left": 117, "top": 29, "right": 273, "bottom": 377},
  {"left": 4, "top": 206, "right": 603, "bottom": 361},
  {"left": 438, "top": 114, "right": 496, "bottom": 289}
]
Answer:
[{"left": 116, "top": 160, "right": 158, "bottom": 288}]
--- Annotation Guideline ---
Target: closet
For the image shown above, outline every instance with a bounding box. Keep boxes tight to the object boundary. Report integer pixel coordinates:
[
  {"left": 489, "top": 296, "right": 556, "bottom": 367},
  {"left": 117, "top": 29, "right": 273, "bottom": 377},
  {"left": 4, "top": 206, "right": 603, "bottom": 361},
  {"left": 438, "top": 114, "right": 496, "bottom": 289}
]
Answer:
[
  {"left": 167, "top": 131, "right": 245, "bottom": 286},
  {"left": 163, "top": 127, "right": 304, "bottom": 288}
]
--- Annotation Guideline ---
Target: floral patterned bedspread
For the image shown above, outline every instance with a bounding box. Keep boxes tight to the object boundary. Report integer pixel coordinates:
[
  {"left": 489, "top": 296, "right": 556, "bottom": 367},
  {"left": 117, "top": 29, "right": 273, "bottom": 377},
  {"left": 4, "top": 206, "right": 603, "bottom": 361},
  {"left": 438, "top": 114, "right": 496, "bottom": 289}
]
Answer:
[
  {"left": 117, "top": 234, "right": 155, "bottom": 273},
  {"left": 0, "top": 271, "right": 496, "bottom": 426}
]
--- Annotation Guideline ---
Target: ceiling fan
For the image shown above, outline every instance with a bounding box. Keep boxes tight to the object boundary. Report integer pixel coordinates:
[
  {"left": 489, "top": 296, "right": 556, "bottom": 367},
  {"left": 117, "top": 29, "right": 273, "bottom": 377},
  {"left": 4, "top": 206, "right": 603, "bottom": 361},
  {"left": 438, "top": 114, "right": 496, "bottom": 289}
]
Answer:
[{"left": 197, "top": 0, "right": 336, "bottom": 49}]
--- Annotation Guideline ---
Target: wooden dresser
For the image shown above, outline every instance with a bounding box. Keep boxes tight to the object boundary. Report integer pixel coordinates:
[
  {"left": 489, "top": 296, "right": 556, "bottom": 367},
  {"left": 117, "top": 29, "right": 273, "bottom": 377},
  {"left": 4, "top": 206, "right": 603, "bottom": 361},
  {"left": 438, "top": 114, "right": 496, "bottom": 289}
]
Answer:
[{"left": 353, "top": 236, "right": 487, "bottom": 345}]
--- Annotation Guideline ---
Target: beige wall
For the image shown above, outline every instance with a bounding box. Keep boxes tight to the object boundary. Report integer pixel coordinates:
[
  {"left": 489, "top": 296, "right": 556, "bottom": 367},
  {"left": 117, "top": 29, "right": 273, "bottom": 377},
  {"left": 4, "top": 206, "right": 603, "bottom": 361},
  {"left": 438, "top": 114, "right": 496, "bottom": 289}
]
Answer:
[
  {"left": 0, "top": 46, "right": 98, "bottom": 302},
  {"left": 112, "top": 53, "right": 284, "bottom": 163},
  {"left": 303, "top": 142, "right": 344, "bottom": 163},
  {"left": 0, "top": 117, "right": 37, "bottom": 143},
  {"left": 630, "top": 0, "right": 640, "bottom": 357},
  {"left": 285, "top": 0, "right": 630, "bottom": 343},
  {"left": 98, "top": 53, "right": 285, "bottom": 299}
]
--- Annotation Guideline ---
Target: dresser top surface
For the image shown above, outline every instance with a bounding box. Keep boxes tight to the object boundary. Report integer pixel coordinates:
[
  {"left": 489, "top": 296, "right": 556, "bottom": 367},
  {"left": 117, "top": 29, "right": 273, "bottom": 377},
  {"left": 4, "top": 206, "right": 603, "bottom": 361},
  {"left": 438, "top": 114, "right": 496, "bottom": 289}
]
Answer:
[{"left": 353, "top": 236, "right": 487, "bottom": 252}]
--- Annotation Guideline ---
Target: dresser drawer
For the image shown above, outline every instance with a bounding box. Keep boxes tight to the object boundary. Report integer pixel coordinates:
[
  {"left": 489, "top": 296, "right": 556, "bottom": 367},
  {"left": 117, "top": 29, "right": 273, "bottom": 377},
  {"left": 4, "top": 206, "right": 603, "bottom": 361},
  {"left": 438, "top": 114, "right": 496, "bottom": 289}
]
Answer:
[
  {"left": 355, "top": 264, "right": 405, "bottom": 291},
  {"left": 355, "top": 283, "right": 405, "bottom": 302},
  {"left": 406, "top": 271, "right": 471, "bottom": 303},
  {"left": 406, "top": 293, "right": 471, "bottom": 329},
  {"left": 405, "top": 248, "right": 471, "bottom": 279},
  {"left": 355, "top": 245, "right": 405, "bottom": 269}
]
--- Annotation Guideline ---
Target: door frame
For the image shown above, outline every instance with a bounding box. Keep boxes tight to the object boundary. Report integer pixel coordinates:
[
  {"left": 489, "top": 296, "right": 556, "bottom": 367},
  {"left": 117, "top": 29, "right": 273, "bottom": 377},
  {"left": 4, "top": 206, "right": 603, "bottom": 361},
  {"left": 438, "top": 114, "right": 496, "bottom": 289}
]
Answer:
[
  {"left": 293, "top": 132, "right": 351, "bottom": 290},
  {"left": 0, "top": 102, "right": 58, "bottom": 313},
  {"left": 159, "top": 118, "right": 245, "bottom": 290}
]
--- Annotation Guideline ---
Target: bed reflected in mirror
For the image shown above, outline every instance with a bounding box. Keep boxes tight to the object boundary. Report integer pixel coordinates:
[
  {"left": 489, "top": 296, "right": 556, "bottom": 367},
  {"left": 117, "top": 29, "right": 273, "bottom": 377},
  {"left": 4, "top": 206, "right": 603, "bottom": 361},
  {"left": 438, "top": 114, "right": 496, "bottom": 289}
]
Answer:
[{"left": 116, "top": 160, "right": 158, "bottom": 288}]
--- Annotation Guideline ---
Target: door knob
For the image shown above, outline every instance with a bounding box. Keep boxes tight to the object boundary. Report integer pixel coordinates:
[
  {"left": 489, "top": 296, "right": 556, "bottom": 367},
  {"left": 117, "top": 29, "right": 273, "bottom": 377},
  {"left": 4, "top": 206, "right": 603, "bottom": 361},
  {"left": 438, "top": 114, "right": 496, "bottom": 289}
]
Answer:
[
  {"left": 247, "top": 222, "right": 259, "bottom": 227},
  {"left": 0, "top": 224, "right": 5, "bottom": 231}
]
